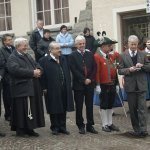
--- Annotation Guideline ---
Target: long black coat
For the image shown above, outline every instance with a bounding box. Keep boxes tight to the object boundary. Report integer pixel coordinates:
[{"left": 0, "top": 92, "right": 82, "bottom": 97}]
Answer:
[
  {"left": 7, "top": 50, "right": 45, "bottom": 129},
  {"left": 39, "top": 55, "right": 74, "bottom": 114}
]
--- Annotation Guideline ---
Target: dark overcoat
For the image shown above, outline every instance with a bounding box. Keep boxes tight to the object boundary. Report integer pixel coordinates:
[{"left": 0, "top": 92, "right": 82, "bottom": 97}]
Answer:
[
  {"left": 7, "top": 50, "right": 42, "bottom": 97},
  {"left": 7, "top": 50, "right": 45, "bottom": 129},
  {"left": 39, "top": 55, "right": 74, "bottom": 114}
]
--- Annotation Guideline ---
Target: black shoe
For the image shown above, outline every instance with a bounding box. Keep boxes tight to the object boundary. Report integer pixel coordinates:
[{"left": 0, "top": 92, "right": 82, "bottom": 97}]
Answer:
[
  {"left": 52, "top": 130, "right": 59, "bottom": 135},
  {"left": 108, "top": 124, "right": 120, "bottom": 131},
  {"left": 127, "top": 131, "right": 145, "bottom": 138},
  {"left": 26, "top": 130, "right": 39, "bottom": 137},
  {"left": 79, "top": 127, "right": 85, "bottom": 134},
  {"left": 59, "top": 128, "right": 70, "bottom": 135},
  {"left": 140, "top": 131, "right": 148, "bottom": 137},
  {"left": 102, "top": 125, "right": 111, "bottom": 132},
  {"left": 0, "top": 132, "right": 6, "bottom": 137},
  {"left": 5, "top": 116, "right": 11, "bottom": 121},
  {"left": 16, "top": 131, "right": 28, "bottom": 138},
  {"left": 86, "top": 126, "right": 98, "bottom": 134}
]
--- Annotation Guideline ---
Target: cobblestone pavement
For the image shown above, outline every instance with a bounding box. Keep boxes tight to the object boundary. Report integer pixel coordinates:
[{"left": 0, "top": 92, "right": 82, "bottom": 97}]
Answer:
[{"left": 0, "top": 102, "right": 150, "bottom": 150}]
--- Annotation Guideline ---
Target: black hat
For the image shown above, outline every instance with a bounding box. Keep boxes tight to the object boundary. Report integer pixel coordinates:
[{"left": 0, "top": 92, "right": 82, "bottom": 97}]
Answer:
[{"left": 95, "top": 37, "right": 118, "bottom": 47}]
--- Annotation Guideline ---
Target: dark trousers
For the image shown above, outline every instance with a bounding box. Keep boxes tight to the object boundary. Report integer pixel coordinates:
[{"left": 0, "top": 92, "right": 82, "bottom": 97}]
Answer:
[
  {"left": 100, "top": 84, "right": 116, "bottom": 109},
  {"left": 74, "top": 87, "right": 94, "bottom": 129},
  {"left": 127, "top": 92, "right": 147, "bottom": 132},
  {"left": 50, "top": 112, "right": 66, "bottom": 131},
  {"left": 2, "top": 81, "right": 12, "bottom": 118}
]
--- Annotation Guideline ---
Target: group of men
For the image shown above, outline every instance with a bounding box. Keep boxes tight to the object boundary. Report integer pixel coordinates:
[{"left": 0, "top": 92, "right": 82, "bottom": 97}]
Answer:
[{"left": 0, "top": 20, "right": 150, "bottom": 138}]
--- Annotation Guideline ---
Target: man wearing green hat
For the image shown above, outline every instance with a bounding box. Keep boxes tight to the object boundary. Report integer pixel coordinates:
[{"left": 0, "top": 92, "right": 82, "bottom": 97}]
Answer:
[{"left": 94, "top": 36, "right": 119, "bottom": 132}]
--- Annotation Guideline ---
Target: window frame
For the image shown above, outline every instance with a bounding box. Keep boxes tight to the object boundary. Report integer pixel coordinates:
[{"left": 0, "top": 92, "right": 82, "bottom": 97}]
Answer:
[
  {"left": 0, "top": 0, "right": 12, "bottom": 34},
  {"left": 33, "top": 0, "right": 71, "bottom": 29}
]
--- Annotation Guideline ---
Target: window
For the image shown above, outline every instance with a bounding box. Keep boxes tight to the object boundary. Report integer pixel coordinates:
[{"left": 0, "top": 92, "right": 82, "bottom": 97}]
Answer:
[
  {"left": 0, "top": 0, "right": 12, "bottom": 31},
  {"left": 36, "top": 0, "right": 70, "bottom": 26}
]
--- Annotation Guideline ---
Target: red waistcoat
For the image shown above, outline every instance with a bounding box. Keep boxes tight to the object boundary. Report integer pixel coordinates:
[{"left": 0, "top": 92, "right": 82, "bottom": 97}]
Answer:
[{"left": 94, "top": 51, "right": 117, "bottom": 84}]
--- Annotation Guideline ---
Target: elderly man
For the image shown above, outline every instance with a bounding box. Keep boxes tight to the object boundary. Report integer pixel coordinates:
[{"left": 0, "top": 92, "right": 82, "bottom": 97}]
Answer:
[
  {"left": 118, "top": 35, "right": 150, "bottom": 137},
  {"left": 7, "top": 38, "right": 45, "bottom": 137},
  {"left": 94, "top": 36, "right": 119, "bottom": 132},
  {"left": 69, "top": 35, "right": 98, "bottom": 134},
  {"left": 39, "top": 41, "right": 74, "bottom": 135},
  {"left": 29, "top": 20, "right": 44, "bottom": 61}
]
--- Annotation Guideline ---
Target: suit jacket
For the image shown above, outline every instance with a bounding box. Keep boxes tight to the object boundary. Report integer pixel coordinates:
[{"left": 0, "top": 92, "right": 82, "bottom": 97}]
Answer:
[
  {"left": 29, "top": 28, "right": 43, "bottom": 52},
  {"left": 69, "top": 49, "right": 96, "bottom": 90},
  {"left": 118, "top": 50, "right": 150, "bottom": 92},
  {"left": 0, "top": 45, "right": 15, "bottom": 81}
]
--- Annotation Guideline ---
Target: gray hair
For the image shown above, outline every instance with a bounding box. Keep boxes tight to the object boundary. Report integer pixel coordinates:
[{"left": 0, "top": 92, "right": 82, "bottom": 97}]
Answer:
[
  {"left": 128, "top": 35, "right": 139, "bottom": 42},
  {"left": 75, "top": 35, "right": 85, "bottom": 45},
  {"left": 14, "top": 37, "right": 28, "bottom": 48},
  {"left": 49, "top": 41, "right": 60, "bottom": 51}
]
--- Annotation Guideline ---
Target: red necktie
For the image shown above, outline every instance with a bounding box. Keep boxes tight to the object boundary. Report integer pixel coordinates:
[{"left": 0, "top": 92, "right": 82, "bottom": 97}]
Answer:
[{"left": 81, "top": 52, "right": 87, "bottom": 77}]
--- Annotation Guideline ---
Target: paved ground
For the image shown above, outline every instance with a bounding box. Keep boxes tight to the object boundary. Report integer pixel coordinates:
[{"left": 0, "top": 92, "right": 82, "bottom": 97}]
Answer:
[{"left": 0, "top": 101, "right": 150, "bottom": 150}]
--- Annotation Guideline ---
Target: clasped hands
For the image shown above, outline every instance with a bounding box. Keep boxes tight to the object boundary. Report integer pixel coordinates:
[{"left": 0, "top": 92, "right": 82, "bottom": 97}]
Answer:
[
  {"left": 33, "top": 68, "right": 42, "bottom": 78},
  {"left": 129, "top": 63, "right": 143, "bottom": 72}
]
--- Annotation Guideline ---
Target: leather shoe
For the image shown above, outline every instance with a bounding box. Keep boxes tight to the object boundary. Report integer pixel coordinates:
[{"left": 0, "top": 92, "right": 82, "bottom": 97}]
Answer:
[
  {"left": 140, "top": 131, "right": 148, "bottom": 137},
  {"left": 102, "top": 125, "right": 111, "bottom": 132},
  {"left": 0, "top": 132, "right": 6, "bottom": 137},
  {"left": 127, "top": 131, "right": 145, "bottom": 138},
  {"left": 52, "top": 130, "right": 59, "bottom": 135},
  {"left": 108, "top": 124, "right": 120, "bottom": 131},
  {"left": 59, "top": 129, "right": 70, "bottom": 135},
  {"left": 26, "top": 130, "right": 39, "bottom": 137},
  {"left": 5, "top": 116, "right": 11, "bottom": 121},
  {"left": 86, "top": 126, "right": 98, "bottom": 134},
  {"left": 79, "top": 127, "right": 85, "bottom": 134}
]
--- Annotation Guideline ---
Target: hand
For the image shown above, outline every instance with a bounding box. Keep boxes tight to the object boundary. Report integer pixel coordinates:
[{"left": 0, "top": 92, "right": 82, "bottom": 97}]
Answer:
[
  {"left": 136, "top": 63, "right": 143, "bottom": 68},
  {"left": 43, "top": 89, "right": 47, "bottom": 93},
  {"left": 129, "top": 66, "right": 137, "bottom": 72},
  {"left": 33, "top": 69, "right": 41, "bottom": 78},
  {"left": 84, "top": 79, "right": 91, "bottom": 85},
  {"left": 116, "top": 85, "right": 120, "bottom": 93},
  {"left": 95, "top": 85, "right": 101, "bottom": 94}
]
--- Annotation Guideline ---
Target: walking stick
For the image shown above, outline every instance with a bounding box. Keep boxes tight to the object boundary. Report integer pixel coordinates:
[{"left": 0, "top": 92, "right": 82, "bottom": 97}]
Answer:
[{"left": 116, "top": 90, "right": 127, "bottom": 117}]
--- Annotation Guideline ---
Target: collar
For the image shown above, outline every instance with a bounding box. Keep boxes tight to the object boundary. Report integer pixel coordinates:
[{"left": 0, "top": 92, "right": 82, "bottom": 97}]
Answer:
[
  {"left": 38, "top": 28, "right": 43, "bottom": 31},
  {"left": 17, "top": 51, "right": 24, "bottom": 56},
  {"left": 77, "top": 49, "right": 85, "bottom": 55},
  {"left": 99, "top": 49, "right": 107, "bottom": 58},
  {"left": 129, "top": 49, "right": 137, "bottom": 56},
  {"left": 50, "top": 53, "right": 58, "bottom": 62}
]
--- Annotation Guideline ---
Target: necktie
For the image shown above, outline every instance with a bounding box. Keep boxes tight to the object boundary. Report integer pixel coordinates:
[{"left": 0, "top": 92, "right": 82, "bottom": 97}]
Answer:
[
  {"left": 132, "top": 51, "right": 135, "bottom": 57},
  {"left": 81, "top": 52, "right": 87, "bottom": 77}
]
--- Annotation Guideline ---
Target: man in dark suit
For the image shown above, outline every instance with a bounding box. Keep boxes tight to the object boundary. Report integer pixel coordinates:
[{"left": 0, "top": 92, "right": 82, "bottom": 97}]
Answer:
[
  {"left": 29, "top": 20, "right": 44, "bottom": 61},
  {"left": 39, "top": 41, "right": 74, "bottom": 135},
  {"left": 118, "top": 35, "right": 150, "bottom": 138},
  {"left": 0, "top": 34, "right": 15, "bottom": 121},
  {"left": 69, "top": 35, "right": 98, "bottom": 134}
]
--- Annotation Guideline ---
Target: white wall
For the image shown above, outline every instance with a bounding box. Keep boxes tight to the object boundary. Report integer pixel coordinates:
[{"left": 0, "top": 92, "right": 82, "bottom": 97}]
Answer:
[
  {"left": 11, "top": 0, "right": 31, "bottom": 36},
  {"left": 69, "top": 0, "right": 87, "bottom": 26},
  {"left": 92, "top": 0, "right": 146, "bottom": 51}
]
